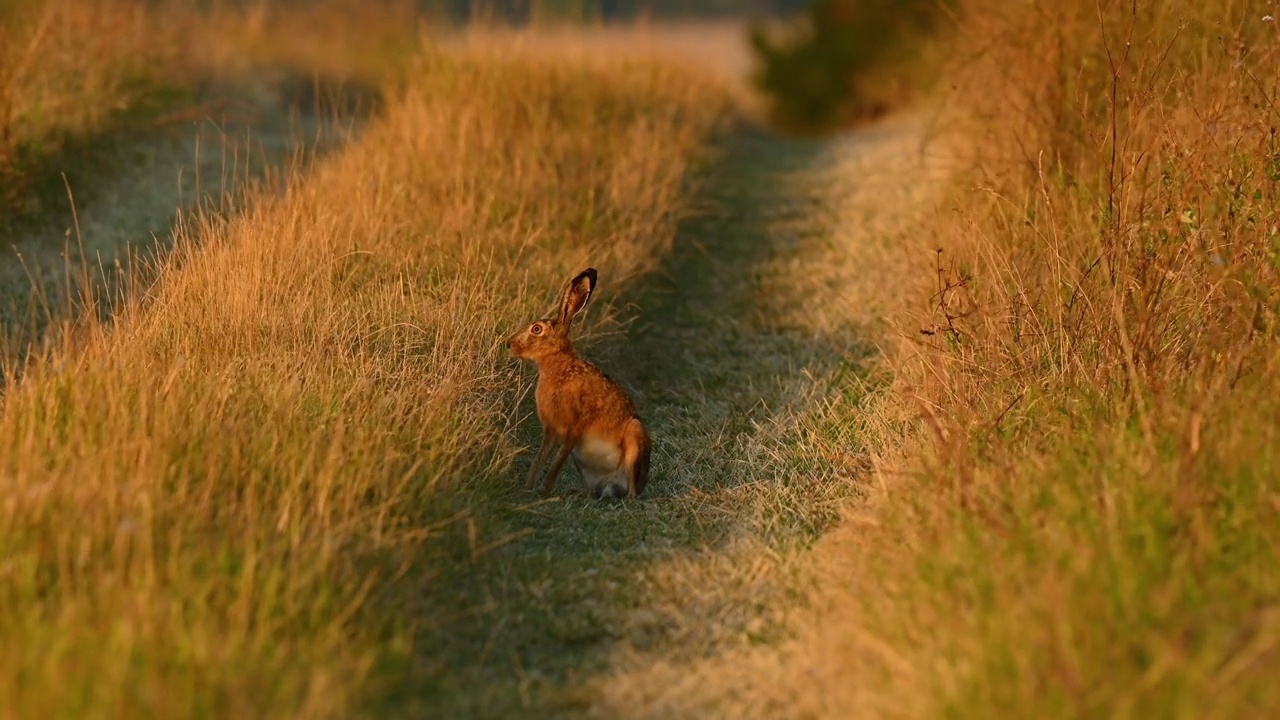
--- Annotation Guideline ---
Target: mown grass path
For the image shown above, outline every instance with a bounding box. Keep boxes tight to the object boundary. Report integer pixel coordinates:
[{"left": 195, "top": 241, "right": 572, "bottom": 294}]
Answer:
[{"left": 406, "top": 117, "right": 931, "bottom": 718}]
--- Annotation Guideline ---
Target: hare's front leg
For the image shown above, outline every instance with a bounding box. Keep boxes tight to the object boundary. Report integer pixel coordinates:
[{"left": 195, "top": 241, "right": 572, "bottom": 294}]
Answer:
[
  {"left": 540, "top": 440, "right": 576, "bottom": 497},
  {"left": 524, "top": 428, "right": 556, "bottom": 490}
]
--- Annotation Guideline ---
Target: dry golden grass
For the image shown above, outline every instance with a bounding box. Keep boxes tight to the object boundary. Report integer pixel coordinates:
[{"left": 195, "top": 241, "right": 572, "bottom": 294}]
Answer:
[
  {"left": 600, "top": 1, "right": 1280, "bottom": 718},
  {"left": 875, "top": 4, "right": 1280, "bottom": 714},
  {"left": 862, "top": 3, "right": 1280, "bottom": 714},
  {"left": 0, "top": 23, "right": 729, "bottom": 720}
]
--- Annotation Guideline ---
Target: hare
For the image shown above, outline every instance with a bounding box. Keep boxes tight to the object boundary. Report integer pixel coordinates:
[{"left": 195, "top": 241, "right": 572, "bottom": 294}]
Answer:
[{"left": 507, "top": 268, "right": 651, "bottom": 499}]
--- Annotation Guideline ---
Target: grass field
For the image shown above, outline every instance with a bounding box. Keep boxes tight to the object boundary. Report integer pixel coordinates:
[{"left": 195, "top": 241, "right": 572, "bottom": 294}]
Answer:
[{"left": 2, "top": 0, "right": 1277, "bottom": 718}]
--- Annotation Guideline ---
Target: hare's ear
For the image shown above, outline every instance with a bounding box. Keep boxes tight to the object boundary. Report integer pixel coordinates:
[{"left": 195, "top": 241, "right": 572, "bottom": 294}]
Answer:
[{"left": 557, "top": 268, "right": 598, "bottom": 330}]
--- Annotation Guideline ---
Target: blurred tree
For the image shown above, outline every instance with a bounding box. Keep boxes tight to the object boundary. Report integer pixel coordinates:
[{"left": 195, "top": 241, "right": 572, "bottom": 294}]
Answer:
[{"left": 750, "top": 0, "right": 956, "bottom": 132}]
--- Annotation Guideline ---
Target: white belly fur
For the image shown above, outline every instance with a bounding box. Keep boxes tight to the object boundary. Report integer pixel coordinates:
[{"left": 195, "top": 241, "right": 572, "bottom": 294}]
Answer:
[{"left": 572, "top": 435, "right": 628, "bottom": 494}]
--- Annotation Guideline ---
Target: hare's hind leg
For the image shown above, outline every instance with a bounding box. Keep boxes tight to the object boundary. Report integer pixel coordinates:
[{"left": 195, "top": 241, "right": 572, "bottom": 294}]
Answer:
[
  {"left": 622, "top": 418, "right": 650, "bottom": 499},
  {"left": 540, "top": 440, "right": 576, "bottom": 497},
  {"left": 525, "top": 428, "right": 556, "bottom": 490}
]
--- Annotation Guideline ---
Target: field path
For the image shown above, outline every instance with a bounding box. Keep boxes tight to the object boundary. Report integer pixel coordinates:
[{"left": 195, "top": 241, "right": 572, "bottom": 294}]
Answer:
[
  {"left": 0, "top": 74, "right": 372, "bottom": 345},
  {"left": 410, "top": 108, "right": 939, "bottom": 717}
]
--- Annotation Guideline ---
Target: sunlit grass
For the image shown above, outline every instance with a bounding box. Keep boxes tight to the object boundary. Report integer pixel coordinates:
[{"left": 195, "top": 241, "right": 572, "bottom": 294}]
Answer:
[
  {"left": 700, "top": 1, "right": 1280, "bottom": 717},
  {"left": 0, "top": 27, "right": 729, "bottom": 718}
]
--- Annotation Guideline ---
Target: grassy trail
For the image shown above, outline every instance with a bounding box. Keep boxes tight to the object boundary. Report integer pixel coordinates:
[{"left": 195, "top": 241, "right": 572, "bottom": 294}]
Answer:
[
  {"left": 407, "top": 116, "right": 934, "bottom": 718},
  {"left": 0, "top": 75, "right": 372, "bottom": 350}
]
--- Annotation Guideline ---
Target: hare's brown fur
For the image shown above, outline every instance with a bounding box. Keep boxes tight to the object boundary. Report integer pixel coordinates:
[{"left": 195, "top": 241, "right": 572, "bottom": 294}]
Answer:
[{"left": 507, "top": 268, "right": 651, "bottom": 498}]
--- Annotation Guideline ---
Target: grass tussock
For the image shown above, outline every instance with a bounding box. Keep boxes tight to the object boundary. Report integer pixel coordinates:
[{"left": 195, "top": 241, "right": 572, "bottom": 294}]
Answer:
[
  {"left": 771, "top": 0, "right": 1280, "bottom": 717},
  {"left": 0, "top": 36, "right": 728, "bottom": 718}
]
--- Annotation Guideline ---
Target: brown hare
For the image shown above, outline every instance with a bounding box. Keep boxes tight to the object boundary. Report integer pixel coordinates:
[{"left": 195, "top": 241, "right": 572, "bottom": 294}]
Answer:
[{"left": 507, "top": 268, "right": 651, "bottom": 499}]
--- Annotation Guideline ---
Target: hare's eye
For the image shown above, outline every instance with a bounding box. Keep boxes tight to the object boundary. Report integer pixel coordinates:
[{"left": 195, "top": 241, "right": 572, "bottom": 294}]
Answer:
[{"left": 530, "top": 323, "right": 543, "bottom": 335}]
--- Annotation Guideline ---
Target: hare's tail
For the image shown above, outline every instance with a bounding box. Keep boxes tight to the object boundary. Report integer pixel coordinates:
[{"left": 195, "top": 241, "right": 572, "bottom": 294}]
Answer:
[{"left": 627, "top": 418, "right": 651, "bottom": 497}]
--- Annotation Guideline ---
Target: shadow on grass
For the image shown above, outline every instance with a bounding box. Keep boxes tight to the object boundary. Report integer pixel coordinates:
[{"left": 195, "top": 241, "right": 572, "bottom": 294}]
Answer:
[
  {"left": 394, "top": 121, "right": 886, "bottom": 718},
  {"left": 0, "top": 71, "right": 383, "bottom": 364}
]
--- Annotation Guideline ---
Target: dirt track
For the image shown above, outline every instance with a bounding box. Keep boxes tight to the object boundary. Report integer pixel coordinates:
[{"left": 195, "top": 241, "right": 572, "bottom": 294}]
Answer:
[{"left": 405, "top": 23, "right": 951, "bottom": 718}]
